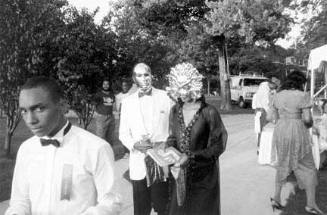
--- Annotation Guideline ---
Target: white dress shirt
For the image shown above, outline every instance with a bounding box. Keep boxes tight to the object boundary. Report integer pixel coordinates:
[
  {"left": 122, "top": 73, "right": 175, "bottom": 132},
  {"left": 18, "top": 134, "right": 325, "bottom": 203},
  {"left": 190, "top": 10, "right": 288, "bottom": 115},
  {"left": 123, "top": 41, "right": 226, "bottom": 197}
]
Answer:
[
  {"left": 6, "top": 122, "right": 120, "bottom": 215},
  {"left": 139, "top": 94, "right": 154, "bottom": 136}
]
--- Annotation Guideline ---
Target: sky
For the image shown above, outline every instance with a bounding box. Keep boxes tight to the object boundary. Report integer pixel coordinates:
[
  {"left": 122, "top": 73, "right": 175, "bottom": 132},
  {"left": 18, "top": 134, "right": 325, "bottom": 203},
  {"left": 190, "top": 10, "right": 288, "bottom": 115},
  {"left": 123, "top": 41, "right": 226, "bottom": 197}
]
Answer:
[
  {"left": 276, "top": 24, "right": 301, "bottom": 49},
  {"left": 67, "top": 0, "right": 113, "bottom": 24},
  {"left": 275, "top": 7, "right": 305, "bottom": 49},
  {"left": 68, "top": 0, "right": 302, "bottom": 49}
]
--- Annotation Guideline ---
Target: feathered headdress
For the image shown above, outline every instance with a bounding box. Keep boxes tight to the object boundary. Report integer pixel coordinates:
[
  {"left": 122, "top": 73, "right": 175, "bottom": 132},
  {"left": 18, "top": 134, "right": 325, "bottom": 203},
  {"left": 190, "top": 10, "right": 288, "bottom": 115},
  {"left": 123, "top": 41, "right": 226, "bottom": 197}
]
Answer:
[{"left": 166, "top": 63, "right": 203, "bottom": 102}]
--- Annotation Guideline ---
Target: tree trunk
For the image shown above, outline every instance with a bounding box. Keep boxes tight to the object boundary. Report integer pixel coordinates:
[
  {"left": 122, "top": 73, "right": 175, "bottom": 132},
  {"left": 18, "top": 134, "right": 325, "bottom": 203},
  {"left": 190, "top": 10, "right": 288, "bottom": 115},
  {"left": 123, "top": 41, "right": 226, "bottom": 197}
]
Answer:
[
  {"left": 207, "top": 77, "right": 210, "bottom": 95},
  {"left": 76, "top": 112, "right": 85, "bottom": 129},
  {"left": 4, "top": 128, "right": 13, "bottom": 156},
  {"left": 75, "top": 103, "right": 94, "bottom": 130},
  {"left": 1, "top": 96, "right": 21, "bottom": 157},
  {"left": 83, "top": 118, "right": 88, "bottom": 129},
  {"left": 217, "top": 37, "right": 232, "bottom": 110}
]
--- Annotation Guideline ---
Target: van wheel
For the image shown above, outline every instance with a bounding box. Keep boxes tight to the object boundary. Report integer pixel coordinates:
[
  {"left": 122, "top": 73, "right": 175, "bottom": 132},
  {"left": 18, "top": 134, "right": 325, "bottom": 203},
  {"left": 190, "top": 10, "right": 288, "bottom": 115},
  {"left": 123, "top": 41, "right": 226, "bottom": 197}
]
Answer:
[{"left": 238, "top": 97, "right": 246, "bottom": 108}]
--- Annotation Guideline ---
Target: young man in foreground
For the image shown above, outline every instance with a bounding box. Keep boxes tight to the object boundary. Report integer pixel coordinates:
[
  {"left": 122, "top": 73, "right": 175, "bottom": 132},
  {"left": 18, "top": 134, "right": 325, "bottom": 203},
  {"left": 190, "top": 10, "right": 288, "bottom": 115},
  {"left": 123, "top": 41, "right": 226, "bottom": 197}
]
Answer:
[{"left": 6, "top": 76, "right": 121, "bottom": 215}]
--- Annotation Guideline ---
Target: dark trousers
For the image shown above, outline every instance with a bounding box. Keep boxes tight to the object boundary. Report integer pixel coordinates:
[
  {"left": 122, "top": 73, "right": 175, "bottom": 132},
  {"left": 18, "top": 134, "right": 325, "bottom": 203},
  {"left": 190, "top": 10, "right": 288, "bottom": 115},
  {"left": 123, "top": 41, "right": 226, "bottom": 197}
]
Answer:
[
  {"left": 132, "top": 178, "right": 169, "bottom": 215},
  {"left": 95, "top": 114, "right": 115, "bottom": 145}
]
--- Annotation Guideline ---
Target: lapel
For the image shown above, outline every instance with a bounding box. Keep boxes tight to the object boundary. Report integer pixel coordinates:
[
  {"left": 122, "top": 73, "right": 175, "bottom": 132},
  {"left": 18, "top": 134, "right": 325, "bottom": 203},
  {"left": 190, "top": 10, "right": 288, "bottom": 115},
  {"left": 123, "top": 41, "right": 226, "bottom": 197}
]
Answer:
[{"left": 151, "top": 88, "right": 160, "bottom": 135}]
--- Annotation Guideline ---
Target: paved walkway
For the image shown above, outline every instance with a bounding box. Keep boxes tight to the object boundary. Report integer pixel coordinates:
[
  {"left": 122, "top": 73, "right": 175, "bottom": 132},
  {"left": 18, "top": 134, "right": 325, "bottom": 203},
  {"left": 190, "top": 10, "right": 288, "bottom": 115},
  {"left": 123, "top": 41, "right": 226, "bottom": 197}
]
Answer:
[
  {"left": 1, "top": 113, "right": 326, "bottom": 215},
  {"left": 220, "top": 114, "right": 327, "bottom": 215},
  {"left": 0, "top": 200, "right": 8, "bottom": 215}
]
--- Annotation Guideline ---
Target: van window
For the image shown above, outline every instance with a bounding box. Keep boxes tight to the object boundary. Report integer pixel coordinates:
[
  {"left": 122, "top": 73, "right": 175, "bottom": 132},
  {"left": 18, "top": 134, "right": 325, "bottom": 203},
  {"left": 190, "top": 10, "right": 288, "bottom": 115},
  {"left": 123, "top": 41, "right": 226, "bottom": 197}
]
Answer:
[
  {"left": 243, "top": 78, "right": 266, "bottom": 86},
  {"left": 231, "top": 78, "right": 240, "bottom": 87}
]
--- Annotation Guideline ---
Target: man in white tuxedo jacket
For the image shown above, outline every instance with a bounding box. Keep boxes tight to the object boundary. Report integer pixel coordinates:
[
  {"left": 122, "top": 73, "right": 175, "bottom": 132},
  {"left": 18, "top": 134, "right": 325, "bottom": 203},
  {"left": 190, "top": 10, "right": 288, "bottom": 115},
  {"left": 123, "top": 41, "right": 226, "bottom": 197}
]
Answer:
[{"left": 119, "top": 63, "right": 172, "bottom": 215}]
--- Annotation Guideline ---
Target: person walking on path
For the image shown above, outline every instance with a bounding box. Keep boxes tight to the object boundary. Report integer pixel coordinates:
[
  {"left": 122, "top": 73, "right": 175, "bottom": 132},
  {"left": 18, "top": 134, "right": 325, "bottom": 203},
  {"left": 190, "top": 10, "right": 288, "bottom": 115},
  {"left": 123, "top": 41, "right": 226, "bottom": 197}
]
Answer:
[
  {"left": 252, "top": 75, "right": 280, "bottom": 154},
  {"left": 5, "top": 76, "right": 121, "bottom": 215},
  {"left": 119, "top": 63, "right": 173, "bottom": 215},
  {"left": 115, "top": 79, "right": 132, "bottom": 157},
  {"left": 165, "top": 63, "right": 228, "bottom": 215},
  {"left": 115, "top": 79, "right": 131, "bottom": 114},
  {"left": 94, "top": 78, "right": 116, "bottom": 145},
  {"left": 268, "top": 71, "right": 325, "bottom": 215}
]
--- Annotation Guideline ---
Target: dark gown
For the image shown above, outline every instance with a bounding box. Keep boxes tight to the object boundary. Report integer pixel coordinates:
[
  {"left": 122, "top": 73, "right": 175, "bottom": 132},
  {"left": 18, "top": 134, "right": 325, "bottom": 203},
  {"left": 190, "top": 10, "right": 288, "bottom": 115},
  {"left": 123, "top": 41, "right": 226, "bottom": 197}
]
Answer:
[{"left": 166, "top": 102, "right": 228, "bottom": 215}]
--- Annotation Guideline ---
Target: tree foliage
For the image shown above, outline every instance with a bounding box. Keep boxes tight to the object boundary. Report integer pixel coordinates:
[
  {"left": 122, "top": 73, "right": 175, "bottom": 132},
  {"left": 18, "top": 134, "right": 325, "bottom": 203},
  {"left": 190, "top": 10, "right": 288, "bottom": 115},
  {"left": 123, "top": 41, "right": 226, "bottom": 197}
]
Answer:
[
  {"left": 0, "top": 0, "right": 67, "bottom": 155},
  {"left": 55, "top": 7, "right": 118, "bottom": 129},
  {"left": 301, "top": 0, "right": 327, "bottom": 49},
  {"left": 121, "top": 0, "right": 293, "bottom": 109},
  {"left": 205, "top": 0, "right": 292, "bottom": 45},
  {"left": 205, "top": 0, "right": 292, "bottom": 109},
  {"left": 106, "top": 0, "right": 175, "bottom": 87},
  {"left": 117, "top": 0, "right": 214, "bottom": 87}
]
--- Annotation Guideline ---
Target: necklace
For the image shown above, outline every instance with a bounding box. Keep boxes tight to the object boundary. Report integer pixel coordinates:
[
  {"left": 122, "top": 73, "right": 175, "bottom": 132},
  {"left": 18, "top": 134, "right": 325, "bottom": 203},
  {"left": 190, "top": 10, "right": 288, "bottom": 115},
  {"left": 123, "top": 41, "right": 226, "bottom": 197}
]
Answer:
[{"left": 177, "top": 102, "right": 204, "bottom": 156}]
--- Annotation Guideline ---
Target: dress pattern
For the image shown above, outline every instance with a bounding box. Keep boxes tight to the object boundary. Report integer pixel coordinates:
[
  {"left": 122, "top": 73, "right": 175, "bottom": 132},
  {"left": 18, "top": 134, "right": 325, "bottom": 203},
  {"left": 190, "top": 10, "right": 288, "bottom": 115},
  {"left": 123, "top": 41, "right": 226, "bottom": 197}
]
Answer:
[{"left": 270, "top": 90, "right": 316, "bottom": 187}]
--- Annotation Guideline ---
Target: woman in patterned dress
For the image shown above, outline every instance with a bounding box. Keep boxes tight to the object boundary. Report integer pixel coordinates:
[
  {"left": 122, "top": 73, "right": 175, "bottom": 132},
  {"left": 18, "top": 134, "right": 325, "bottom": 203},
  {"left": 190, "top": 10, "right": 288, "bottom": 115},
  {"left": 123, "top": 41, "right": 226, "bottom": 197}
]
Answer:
[
  {"left": 165, "top": 63, "right": 228, "bottom": 215},
  {"left": 268, "top": 71, "right": 325, "bottom": 214}
]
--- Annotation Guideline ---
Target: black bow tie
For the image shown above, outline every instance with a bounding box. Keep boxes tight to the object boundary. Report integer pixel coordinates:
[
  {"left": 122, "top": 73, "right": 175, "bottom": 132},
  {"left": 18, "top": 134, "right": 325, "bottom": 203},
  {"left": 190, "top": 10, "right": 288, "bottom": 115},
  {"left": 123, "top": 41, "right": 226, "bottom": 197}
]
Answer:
[
  {"left": 138, "top": 90, "right": 152, "bottom": 97},
  {"left": 40, "top": 122, "right": 72, "bottom": 147},
  {"left": 40, "top": 139, "right": 60, "bottom": 147}
]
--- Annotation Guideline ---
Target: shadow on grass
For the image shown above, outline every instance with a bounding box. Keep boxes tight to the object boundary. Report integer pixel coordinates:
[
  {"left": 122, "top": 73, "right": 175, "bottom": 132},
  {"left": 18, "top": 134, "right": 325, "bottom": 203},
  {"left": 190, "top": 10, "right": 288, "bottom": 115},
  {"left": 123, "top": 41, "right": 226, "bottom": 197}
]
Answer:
[{"left": 280, "top": 169, "right": 327, "bottom": 215}]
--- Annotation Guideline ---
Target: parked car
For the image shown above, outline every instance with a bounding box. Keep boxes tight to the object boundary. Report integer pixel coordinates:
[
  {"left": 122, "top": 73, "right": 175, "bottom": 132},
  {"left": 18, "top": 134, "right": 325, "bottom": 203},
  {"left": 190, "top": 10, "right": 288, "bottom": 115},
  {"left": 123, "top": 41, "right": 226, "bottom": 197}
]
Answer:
[{"left": 230, "top": 75, "right": 268, "bottom": 108}]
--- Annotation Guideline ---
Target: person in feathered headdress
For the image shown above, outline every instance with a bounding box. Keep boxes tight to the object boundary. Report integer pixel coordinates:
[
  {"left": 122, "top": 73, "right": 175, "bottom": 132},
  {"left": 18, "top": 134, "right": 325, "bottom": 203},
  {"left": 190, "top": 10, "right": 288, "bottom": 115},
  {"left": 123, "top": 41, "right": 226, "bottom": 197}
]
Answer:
[
  {"left": 165, "top": 62, "right": 228, "bottom": 215},
  {"left": 166, "top": 62, "right": 203, "bottom": 103}
]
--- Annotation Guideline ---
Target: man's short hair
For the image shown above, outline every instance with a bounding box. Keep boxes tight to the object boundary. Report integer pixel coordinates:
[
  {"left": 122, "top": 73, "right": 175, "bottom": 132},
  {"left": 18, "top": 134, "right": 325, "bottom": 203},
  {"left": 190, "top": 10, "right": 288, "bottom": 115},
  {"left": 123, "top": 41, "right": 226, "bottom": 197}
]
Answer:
[
  {"left": 21, "top": 76, "right": 63, "bottom": 103},
  {"left": 102, "top": 78, "right": 110, "bottom": 84},
  {"left": 121, "top": 78, "right": 130, "bottom": 85},
  {"left": 132, "top": 63, "right": 151, "bottom": 76},
  {"left": 270, "top": 77, "right": 280, "bottom": 85}
]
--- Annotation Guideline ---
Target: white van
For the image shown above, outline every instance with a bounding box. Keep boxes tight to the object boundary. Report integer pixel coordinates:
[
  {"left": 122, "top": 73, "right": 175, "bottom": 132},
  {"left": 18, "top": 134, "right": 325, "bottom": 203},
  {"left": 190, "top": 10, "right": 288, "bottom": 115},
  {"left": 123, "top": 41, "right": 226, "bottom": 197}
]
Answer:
[{"left": 230, "top": 75, "right": 267, "bottom": 108}]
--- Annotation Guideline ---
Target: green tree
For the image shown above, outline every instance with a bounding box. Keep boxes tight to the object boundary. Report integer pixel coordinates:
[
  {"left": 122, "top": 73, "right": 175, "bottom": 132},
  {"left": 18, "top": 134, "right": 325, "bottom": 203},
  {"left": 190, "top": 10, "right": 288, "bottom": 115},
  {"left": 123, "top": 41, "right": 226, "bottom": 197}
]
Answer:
[
  {"left": 205, "top": 0, "right": 292, "bottom": 109},
  {"left": 56, "top": 7, "right": 117, "bottom": 129},
  {"left": 0, "top": 0, "right": 67, "bottom": 155},
  {"left": 121, "top": 0, "right": 214, "bottom": 87},
  {"left": 301, "top": 0, "right": 327, "bottom": 49},
  {"left": 229, "top": 44, "right": 289, "bottom": 77},
  {"left": 113, "top": 0, "right": 292, "bottom": 109},
  {"left": 105, "top": 0, "right": 174, "bottom": 87}
]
